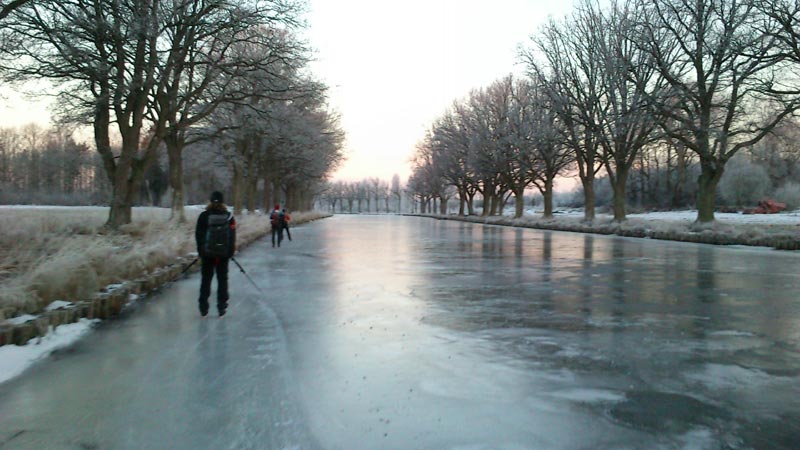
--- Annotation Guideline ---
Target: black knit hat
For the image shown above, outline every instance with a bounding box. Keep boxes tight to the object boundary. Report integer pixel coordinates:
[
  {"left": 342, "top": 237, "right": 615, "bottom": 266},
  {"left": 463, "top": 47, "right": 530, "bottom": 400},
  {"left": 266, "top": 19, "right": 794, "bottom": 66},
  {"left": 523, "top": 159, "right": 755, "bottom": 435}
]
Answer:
[{"left": 210, "top": 191, "right": 224, "bottom": 203}]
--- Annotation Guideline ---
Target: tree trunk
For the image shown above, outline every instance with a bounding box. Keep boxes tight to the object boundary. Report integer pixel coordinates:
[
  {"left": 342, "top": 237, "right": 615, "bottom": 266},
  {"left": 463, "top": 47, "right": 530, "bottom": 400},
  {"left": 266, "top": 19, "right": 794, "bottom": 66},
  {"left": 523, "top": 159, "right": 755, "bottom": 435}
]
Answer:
[
  {"left": 514, "top": 189, "right": 525, "bottom": 218},
  {"left": 246, "top": 155, "right": 258, "bottom": 214},
  {"left": 696, "top": 162, "right": 723, "bottom": 223},
  {"left": 232, "top": 163, "right": 244, "bottom": 215},
  {"left": 95, "top": 94, "right": 133, "bottom": 230},
  {"left": 611, "top": 166, "right": 629, "bottom": 222},
  {"left": 94, "top": 83, "right": 124, "bottom": 229},
  {"left": 543, "top": 177, "right": 554, "bottom": 219},
  {"left": 582, "top": 176, "right": 596, "bottom": 222},
  {"left": 467, "top": 192, "right": 475, "bottom": 215},
  {"left": 107, "top": 182, "right": 133, "bottom": 228},
  {"left": 263, "top": 178, "right": 273, "bottom": 213},
  {"left": 672, "top": 144, "right": 687, "bottom": 208},
  {"left": 285, "top": 185, "right": 294, "bottom": 211},
  {"left": 166, "top": 136, "right": 186, "bottom": 223},
  {"left": 107, "top": 151, "right": 151, "bottom": 229}
]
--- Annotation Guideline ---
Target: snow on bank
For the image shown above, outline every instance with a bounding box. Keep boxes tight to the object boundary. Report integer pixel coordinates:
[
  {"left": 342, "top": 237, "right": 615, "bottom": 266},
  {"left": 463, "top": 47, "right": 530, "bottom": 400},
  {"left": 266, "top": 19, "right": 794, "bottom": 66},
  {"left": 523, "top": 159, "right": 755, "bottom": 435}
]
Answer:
[
  {"left": 0, "top": 319, "right": 98, "bottom": 384},
  {"left": 628, "top": 210, "right": 800, "bottom": 225},
  {"left": 533, "top": 208, "right": 800, "bottom": 225}
]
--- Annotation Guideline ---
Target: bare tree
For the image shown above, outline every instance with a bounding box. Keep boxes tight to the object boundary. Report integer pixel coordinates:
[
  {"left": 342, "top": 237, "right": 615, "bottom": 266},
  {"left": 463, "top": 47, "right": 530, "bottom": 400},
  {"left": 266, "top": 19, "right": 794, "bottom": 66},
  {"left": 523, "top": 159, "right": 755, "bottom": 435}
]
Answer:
[
  {"left": 199, "top": 66, "right": 341, "bottom": 214},
  {"left": 0, "top": 0, "right": 30, "bottom": 20},
  {"left": 581, "top": 0, "right": 666, "bottom": 221},
  {"left": 430, "top": 104, "right": 478, "bottom": 215},
  {"left": 485, "top": 75, "right": 539, "bottom": 219},
  {"left": 390, "top": 173, "right": 402, "bottom": 213},
  {"left": 523, "top": 75, "right": 575, "bottom": 218},
  {"left": 760, "top": 0, "right": 800, "bottom": 64},
  {"left": 633, "top": 0, "right": 800, "bottom": 222},
  {"left": 155, "top": 1, "right": 308, "bottom": 222},
  {"left": 524, "top": 13, "right": 605, "bottom": 222},
  {"left": 463, "top": 87, "right": 513, "bottom": 216},
  {"left": 2, "top": 0, "right": 169, "bottom": 228}
]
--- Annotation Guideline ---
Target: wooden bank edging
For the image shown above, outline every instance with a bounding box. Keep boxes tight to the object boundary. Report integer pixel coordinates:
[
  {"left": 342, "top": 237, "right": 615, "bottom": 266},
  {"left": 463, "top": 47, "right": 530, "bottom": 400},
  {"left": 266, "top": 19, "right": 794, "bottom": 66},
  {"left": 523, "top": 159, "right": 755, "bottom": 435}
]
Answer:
[
  {"left": 0, "top": 214, "right": 331, "bottom": 348},
  {"left": 416, "top": 214, "right": 800, "bottom": 251}
]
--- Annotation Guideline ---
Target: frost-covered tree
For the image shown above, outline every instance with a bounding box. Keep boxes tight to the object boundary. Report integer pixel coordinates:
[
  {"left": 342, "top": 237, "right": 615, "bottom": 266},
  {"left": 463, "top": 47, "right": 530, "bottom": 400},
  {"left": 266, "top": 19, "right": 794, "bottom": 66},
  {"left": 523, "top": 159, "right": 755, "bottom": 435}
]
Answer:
[
  {"left": 1, "top": 0, "right": 171, "bottom": 227},
  {"left": 582, "top": 0, "right": 665, "bottom": 221},
  {"left": 521, "top": 75, "right": 574, "bottom": 218},
  {"left": 718, "top": 155, "right": 772, "bottom": 206},
  {"left": 523, "top": 11, "right": 605, "bottom": 222},
  {"left": 632, "top": 0, "right": 800, "bottom": 222},
  {"left": 429, "top": 104, "right": 479, "bottom": 215},
  {"left": 154, "top": 0, "right": 308, "bottom": 223},
  {"left": 390, "top": 174, "right": 402, "bottom": 213}
]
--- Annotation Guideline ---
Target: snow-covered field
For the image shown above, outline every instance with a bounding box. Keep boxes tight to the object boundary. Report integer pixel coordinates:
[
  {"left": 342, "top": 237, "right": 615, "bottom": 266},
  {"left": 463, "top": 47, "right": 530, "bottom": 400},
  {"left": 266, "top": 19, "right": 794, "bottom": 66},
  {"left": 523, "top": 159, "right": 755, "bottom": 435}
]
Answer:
[
  {"left": 532, "top": 207, "right": 800, "bottom": 225},
  {"left": 617, "top": 209, "right": 800, "bottom": 225}
]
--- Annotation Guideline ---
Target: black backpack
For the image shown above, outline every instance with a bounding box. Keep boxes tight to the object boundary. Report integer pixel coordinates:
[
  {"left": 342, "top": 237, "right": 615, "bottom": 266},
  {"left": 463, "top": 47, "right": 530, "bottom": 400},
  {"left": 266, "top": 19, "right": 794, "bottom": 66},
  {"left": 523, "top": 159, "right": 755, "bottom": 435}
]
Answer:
[
  {"left": 204, "top": 212, "right": 232, "bottom": 257},
  {"left": 270, "top": 210, "right": 285, "bottom": 227}
]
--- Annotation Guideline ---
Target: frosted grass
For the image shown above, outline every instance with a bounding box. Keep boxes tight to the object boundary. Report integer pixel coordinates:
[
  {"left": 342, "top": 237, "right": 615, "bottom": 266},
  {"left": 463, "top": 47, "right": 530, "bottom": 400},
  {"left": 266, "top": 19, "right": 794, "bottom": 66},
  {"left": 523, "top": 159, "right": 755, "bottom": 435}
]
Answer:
[{"left": 0, "top": 206, "right": 325, "bottom": 317}]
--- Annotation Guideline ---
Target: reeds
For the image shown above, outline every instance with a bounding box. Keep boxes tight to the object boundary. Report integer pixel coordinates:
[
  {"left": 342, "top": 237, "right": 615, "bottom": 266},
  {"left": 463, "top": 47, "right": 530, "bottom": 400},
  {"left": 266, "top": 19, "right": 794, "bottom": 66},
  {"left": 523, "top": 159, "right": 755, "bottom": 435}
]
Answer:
[{"left": 0, "top": 207, "right": 326, "bottom": 318}]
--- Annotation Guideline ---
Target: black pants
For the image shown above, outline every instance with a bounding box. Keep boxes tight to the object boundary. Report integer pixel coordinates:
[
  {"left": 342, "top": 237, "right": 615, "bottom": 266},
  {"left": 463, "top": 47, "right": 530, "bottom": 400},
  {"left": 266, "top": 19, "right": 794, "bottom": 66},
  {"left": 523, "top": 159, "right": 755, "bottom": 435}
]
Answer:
[
  {"left": 198, "top": 256, "right": 229, "bottom": 313},
  {"left": 271, "top": 225, "right": 283, "bottom": 247}
]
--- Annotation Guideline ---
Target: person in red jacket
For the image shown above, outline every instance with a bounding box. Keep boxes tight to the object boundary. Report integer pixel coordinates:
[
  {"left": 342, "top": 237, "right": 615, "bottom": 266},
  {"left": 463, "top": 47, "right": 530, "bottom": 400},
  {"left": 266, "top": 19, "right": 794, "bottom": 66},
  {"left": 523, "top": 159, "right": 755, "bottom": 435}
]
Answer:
[
  {"left": 282, "top": 208, "right": 292, "bottom": 241},
  {"left": 194, "top": 191, "right": 236, "bottom": 317}
]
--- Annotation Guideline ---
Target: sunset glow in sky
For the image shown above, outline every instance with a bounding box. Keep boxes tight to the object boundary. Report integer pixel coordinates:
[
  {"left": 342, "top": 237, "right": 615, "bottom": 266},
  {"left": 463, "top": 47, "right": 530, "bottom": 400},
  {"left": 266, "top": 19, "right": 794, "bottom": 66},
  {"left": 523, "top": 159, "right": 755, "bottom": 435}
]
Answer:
[{"left": 304, "top": 0, "right": 575, "bottom": 183}]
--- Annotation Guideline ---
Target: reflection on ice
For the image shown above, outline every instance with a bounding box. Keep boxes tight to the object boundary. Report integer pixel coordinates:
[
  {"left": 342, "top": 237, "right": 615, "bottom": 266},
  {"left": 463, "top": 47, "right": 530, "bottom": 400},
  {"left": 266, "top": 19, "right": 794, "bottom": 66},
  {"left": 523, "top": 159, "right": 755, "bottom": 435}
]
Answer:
[
  {"left": 300, "top": 216, "right": 800, "bottom": 449},
  {"left": 2, "top": 216, "right": 797, "bottom": 450},
  {"left": 547, "top": 388, "right": 626, "bottom": 403}
]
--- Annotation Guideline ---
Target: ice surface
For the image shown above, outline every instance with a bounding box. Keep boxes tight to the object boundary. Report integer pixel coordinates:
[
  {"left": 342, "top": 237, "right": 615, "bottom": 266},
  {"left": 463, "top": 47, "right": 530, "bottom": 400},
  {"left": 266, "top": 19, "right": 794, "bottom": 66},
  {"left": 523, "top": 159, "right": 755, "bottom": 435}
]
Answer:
[
  {"left": 684, "top": 363, "right": 785, "bottom": 390},
  {"left": 547, "top": 388, "right": 626, "bottom": 403},
  {"left": 0, "top": 215, "right": 798, "bottom": 449}
]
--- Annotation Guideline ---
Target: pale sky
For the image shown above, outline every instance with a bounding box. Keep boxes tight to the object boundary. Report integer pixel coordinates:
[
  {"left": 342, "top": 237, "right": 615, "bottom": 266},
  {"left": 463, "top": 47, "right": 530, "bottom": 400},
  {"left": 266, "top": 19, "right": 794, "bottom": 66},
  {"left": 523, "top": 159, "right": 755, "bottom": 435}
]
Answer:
[
  {"left": 0, "top": 1, "right": 577, "bottom": 186},
  {"left": 304, "top": 0, "right": 575, "bottom": 183}
]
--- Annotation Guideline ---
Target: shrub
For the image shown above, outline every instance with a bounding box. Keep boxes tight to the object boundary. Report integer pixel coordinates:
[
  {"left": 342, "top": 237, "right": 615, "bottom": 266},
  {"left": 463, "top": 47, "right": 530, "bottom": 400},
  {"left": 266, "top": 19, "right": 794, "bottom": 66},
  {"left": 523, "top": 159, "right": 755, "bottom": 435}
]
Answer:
[
  {"left": 718, "top": 156, "right": 771, "bottom": 206},
  {"left": 773, "top": 181, "right": 800, "bottom": 210},
  {"left": 564, "top": 179, "right": 613, "bottom": 208}
]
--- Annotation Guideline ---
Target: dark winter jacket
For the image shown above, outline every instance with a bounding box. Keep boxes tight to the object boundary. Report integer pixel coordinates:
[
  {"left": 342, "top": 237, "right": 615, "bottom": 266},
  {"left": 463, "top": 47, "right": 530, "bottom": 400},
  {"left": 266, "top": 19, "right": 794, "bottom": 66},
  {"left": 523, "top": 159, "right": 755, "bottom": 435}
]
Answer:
[
  {"left": 195, "top": 203, "right": 237, "bottom": 258},
  {"left": 269, "top": 209, "right": 286, "bottom": 229}
]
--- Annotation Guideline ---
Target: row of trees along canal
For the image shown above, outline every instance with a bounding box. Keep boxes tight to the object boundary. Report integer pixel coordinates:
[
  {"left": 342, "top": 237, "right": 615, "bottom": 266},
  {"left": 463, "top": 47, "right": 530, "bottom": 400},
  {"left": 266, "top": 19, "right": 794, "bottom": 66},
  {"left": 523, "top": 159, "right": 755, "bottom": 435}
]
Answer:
[
  {"left": 0, "top": 0, "right": 344, "bottom": 228},
  {"left": 408, "top": 0, "right": 800, "bottom": 223}
]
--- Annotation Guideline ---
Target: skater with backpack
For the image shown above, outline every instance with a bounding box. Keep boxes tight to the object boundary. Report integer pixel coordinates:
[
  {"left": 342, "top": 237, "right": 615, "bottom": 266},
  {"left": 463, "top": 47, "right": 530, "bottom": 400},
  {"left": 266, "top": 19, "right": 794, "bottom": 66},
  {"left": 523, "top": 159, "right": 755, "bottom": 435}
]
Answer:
[
  {"left": 270, "top": 204, "right": 286, "bottom": 247},
  {"left": 195, "top": 191, "right": 236, "bottom": 317}
]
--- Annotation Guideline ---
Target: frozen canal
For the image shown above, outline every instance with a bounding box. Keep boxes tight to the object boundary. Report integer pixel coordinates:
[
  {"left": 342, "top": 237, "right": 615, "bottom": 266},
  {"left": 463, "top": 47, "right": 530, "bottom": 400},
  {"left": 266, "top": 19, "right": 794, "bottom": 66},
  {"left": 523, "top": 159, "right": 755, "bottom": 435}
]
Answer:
[{"left": 1, "top": 215, "right": 799, "bottom": 449}]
